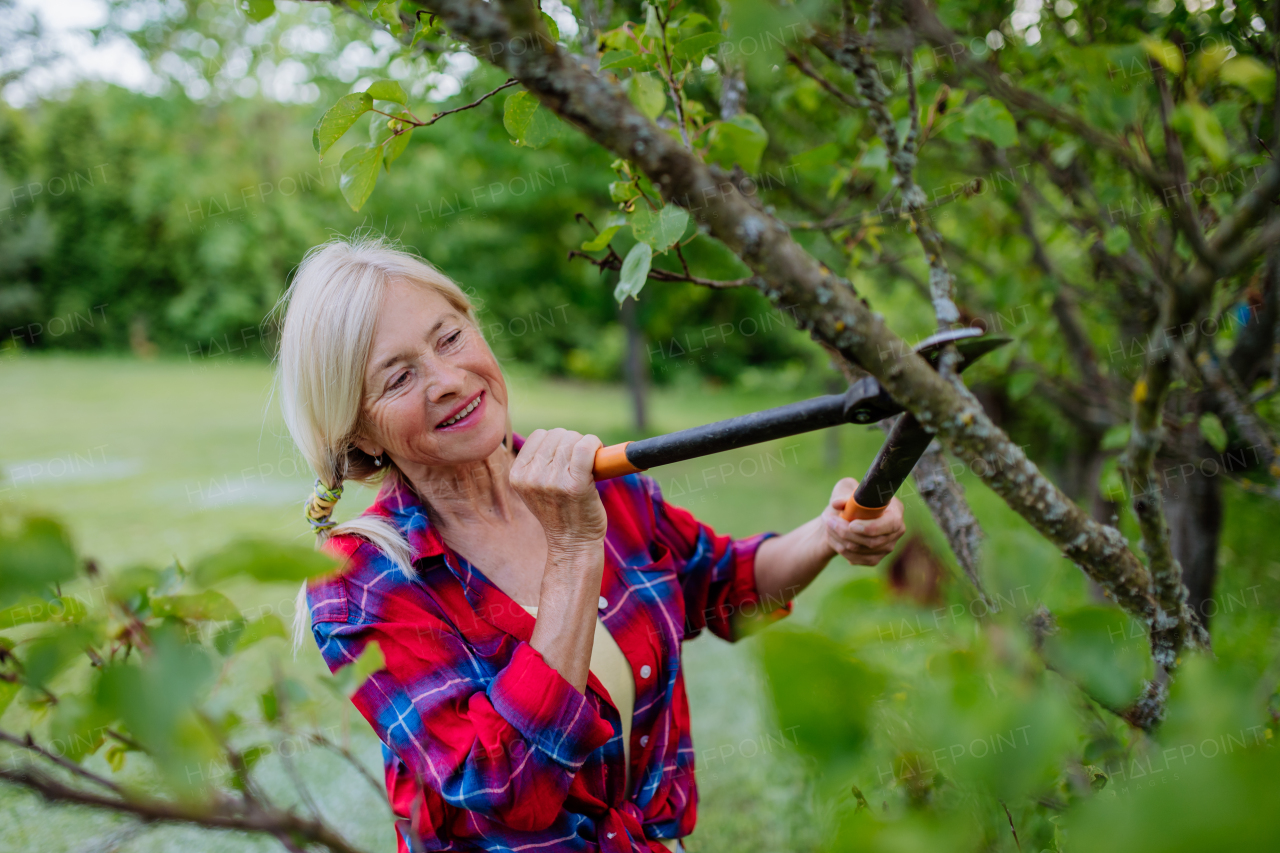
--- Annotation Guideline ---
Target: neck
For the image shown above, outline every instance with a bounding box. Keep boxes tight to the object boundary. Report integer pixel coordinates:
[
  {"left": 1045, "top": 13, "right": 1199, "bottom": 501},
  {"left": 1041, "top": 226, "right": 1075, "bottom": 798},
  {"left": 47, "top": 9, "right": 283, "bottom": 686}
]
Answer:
[{"left": 401, "top": 441, "right": 523, "bottom": 533}]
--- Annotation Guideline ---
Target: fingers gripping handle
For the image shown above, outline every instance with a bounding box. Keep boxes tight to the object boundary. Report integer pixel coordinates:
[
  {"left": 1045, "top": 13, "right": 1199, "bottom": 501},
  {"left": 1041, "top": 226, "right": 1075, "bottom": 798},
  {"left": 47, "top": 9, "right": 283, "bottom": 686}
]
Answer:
[
  {"left": 841, "top": 497, "right": 887, "bottom": 521},
  {"left": 593, "top": 442, "right": 644, "bottom": 480}
]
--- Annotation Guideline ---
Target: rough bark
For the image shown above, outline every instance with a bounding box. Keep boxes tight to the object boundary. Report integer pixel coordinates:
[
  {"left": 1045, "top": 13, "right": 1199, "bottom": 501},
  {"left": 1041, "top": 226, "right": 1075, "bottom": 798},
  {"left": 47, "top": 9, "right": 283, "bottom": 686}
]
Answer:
[
  {"left": 406, "top": 0, "right": 1182, "bottom": 657},
  {"left": 910, "top": 441, "right": 986, "bottom": 598}
]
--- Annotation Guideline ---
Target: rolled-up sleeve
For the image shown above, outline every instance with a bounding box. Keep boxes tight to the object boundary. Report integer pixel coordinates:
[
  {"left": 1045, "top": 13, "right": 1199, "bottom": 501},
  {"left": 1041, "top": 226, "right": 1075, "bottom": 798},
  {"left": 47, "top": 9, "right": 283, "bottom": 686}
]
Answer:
[
  {"left": 313, "top": 614, "right": 613, "bottom": 832},
  {"left": 642, "top": 476, "right": 790, "bottom": 641}
]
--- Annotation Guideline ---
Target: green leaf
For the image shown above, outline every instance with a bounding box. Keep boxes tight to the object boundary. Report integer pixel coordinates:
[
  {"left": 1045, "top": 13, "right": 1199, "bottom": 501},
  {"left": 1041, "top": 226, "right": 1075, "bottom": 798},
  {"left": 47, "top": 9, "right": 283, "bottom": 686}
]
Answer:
[
  {"left": 1041, "top": 606, "right": 1151, "bottom": 707},
  {"left": 260, "top": 687, "right": 280, "bottom": 722},
  {"left": 962, "top": 97, "right": 1018, "bottom": 148},
  {"left": 383, "top": 128, "right": 413, "bottom": 171},
  {"left": 676, "top": 233, "right": 751, "bottom": 280},
  {"left": 151, "top": 590, "right": 241, "bottom": 623},
  {"left": 366, "top": 79, "right": 407, "bottom": 105},
  {"left": 1199, "top": 412, "right": 1228, "bottom": 453},
  {"left": 192, "top": 539, "right": 338, "bottom": 587},
  {"left": 502, "top": 91, "right": 561, "bottom": 148},
  {"left": 643, "top": 3, "right": 663, "bottom": 41},
  {"left": 0, "top": 594, "right": 85, "bottom": 630},
  {"left": 0, "top": 679, "right": 19, "bottom": 719},
  {"left": 615, "top": 242, "right": 653, "bottom": 303},
  {"left": 372, "top": 0, "right": 400, "bottom": 27},
  {"left": 239, "top": 0, "right": 275, "bottom": 22},
  {"left": 582, "top": 214, "right": 626, "bottom": 251},
  {"left": 706, "top": 113, "right": 769, "bottom": 174},
  {"left": 540, "top": 11, "right": 560, "bottom": 42},
  {"left": 339, "top": 143, "right": 383, "bottom": 211},
  {"left": 313, "top": 92, "right": 373, "bottom": 157},
  {"left": 1172, "top": 101, "right": 1228, "bottom": 169},
  {"left": 600, "top": 50, "right": 644, "bottom": 71},
  {"left": 631, "top": 204, "right": 689, "bottom": 252},
  {"left": 0, "top": 517, "right": 78, "bottom": 605},
  {"left": 1139, "top": 37, "right": 1183, "bottom": 77},
  {"left": 1221, "top": 57, "right": 1276, "bottom": 103},
  {"left": 237, "top": 614, "right": 287, "bottom": 650},
  {"left": 50, "top": 693, "right": 113, "bottom": 761},
  {"left": 672, "top": 32, "right": 726, "bottom": 64},
  {"left": 1103, "top": 225, "right": 1132, "bottom": 255},
  {"left": 1100, "top": 423, "right": 1132, "bottom": 451},
  {"left": 859, "top": 138, "right": 888, "bottom": 171},
  {"left": 761, "top": 629, "right": 884, "bottom": 761},
  {"left": 23, "top": 628, "right": 92, "bottom": 690},
  {"left": 627, "top": 73, "right": 667, "bottom": 120},
  {"left": 1098, "top": 457, "right": 1125, "bottom": 502},
  {"left": 609, "top": 181, "right": 641, "bottom": 203}
]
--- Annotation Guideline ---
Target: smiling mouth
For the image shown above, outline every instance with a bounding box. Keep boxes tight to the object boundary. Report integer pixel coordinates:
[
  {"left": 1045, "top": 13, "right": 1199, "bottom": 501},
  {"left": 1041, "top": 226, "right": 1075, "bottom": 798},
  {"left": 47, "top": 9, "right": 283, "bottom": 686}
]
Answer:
[{"left": 437, "top": 391, "right": 483, "bottom": 429}]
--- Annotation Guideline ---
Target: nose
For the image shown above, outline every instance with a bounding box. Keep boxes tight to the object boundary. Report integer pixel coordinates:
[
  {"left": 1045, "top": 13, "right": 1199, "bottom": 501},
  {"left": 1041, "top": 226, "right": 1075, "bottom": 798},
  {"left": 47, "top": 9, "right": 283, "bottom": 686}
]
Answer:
[{"left": 420, "top": 352, "right": 468, "bottom": 404}]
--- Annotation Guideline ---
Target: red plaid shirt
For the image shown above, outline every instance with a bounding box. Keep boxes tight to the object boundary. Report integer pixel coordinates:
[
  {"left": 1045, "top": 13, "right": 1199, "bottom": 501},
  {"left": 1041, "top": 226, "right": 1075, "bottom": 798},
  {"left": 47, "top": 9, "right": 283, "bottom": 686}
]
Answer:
[{"left": 307, "top": 436, "right": 785, "bottom": 852}]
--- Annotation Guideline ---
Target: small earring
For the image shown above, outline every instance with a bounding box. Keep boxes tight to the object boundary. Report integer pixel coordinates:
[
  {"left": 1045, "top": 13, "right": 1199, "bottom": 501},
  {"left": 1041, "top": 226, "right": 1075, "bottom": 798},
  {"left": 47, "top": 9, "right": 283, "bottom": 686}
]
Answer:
[{"left": 374, "top": 455, "right": 383, "bottom": 467}]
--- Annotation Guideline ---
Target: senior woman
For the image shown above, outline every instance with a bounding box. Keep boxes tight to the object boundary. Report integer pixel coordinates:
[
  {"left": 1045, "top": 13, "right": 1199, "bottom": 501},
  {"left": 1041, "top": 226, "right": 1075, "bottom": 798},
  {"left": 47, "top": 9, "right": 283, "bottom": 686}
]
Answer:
[{"left": 280, "top": 236, "right": 905, "bottom": 853}]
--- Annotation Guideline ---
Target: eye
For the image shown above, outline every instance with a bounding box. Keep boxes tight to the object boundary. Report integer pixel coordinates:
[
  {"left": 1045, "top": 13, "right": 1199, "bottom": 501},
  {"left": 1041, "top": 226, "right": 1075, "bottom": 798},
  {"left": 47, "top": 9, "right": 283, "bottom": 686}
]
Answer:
[
  {"left": 388, "top": 370, "right": 410, "bottom": 390},
  {"left": 440, "top": 329, "right": 463, "bottom": 349}
]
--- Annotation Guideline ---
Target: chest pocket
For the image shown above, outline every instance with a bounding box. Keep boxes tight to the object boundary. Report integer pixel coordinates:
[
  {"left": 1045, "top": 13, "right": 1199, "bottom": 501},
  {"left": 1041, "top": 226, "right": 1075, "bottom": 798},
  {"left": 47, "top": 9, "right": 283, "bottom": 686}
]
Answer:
[{"left": 615, "top": 541, "right": 684, "bottom": 663}]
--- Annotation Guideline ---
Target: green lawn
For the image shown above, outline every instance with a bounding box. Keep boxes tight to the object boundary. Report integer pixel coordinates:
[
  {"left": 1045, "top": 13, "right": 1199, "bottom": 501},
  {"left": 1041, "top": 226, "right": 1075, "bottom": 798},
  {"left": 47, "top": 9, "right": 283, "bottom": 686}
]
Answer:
[{"left": 4, "top": 353, "right": 1273, "bottom": 853}]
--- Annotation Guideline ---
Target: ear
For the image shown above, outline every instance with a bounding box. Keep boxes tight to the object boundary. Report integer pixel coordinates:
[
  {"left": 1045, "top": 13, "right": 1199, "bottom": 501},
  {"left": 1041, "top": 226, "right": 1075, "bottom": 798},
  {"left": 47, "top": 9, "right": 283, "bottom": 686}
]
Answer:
[{"left": 353, "top": 436, "right": 384, "bottom": 458}]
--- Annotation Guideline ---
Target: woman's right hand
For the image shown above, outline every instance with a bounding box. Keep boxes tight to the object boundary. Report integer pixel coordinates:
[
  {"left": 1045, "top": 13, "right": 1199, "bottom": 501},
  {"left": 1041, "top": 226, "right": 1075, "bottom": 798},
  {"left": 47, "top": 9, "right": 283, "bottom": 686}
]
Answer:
[{"left": 510, "top": 428, "right": 607, "bottom": 553}]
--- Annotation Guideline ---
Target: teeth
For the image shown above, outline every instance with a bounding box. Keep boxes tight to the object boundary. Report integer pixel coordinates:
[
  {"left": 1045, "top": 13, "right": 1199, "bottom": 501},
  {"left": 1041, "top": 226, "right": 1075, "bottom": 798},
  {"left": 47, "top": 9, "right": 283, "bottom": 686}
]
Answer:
[{"left": 441, "top": 395, "right": 481, "bottom": 426}]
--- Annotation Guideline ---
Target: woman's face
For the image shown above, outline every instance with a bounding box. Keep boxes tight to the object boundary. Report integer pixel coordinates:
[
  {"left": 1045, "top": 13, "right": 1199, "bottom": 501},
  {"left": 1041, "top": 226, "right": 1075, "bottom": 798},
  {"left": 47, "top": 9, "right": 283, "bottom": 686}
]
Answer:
[{"left": 356, "top": 279, "right": 508, "bottom": 470}]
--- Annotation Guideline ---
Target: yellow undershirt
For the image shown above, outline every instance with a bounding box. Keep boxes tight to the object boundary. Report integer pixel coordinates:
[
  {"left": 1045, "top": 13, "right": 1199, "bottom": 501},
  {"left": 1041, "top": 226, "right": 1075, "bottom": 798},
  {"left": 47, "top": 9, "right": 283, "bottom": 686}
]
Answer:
[{"left": 520, "top": 606, "right": 677, "bottom": 852}]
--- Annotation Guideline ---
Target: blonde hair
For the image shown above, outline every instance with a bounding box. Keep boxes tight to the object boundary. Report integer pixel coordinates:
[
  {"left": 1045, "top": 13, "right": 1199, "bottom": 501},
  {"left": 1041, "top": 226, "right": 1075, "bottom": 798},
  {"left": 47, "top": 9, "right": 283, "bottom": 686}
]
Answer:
[{"left": 273, "top": 233, "right": 479, "bottom": 649}]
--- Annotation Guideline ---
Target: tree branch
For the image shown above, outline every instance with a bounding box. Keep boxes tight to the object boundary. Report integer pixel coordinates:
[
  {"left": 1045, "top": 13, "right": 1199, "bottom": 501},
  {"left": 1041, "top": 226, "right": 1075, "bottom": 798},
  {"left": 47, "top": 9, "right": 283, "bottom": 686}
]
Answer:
[
  {"left": 0, "top": 765, "right": 371, "bottom": 853},
  {"left": 405, "top": 0, "right": 1177, "bottom": 661},
  {"left": 0, "top": 730, "right": 123, "bottom": 796},
  {"left": 808, "top": 31, "right": 961, "bottom": 328}
]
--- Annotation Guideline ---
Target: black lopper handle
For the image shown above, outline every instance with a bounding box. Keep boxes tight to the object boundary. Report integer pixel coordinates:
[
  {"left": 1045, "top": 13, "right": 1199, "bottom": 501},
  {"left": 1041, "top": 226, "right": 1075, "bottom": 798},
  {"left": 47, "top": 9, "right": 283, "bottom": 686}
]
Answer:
[{"left": 842, "top": 414, "right": 933, "bottom": 520}]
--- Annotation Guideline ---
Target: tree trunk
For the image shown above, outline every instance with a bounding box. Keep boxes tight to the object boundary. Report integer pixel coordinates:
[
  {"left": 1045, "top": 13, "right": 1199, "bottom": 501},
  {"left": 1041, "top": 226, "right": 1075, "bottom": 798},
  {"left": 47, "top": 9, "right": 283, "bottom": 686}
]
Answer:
[
  {"left": 620, "top": 295, "right": 648, "bottom": 432},
  {"left": 1162, "top": 447, "right": 1223, "bottom": 629}
]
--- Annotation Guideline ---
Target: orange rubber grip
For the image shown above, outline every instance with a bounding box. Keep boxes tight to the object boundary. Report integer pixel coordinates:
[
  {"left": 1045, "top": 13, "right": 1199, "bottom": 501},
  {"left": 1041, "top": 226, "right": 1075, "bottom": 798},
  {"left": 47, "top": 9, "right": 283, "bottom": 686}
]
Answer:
[
  {"left": 841, "top": 496, "right": 887, "bottom": 521},
  {"left": 593, "top": 442, "right": 645, "bottom": 480}
]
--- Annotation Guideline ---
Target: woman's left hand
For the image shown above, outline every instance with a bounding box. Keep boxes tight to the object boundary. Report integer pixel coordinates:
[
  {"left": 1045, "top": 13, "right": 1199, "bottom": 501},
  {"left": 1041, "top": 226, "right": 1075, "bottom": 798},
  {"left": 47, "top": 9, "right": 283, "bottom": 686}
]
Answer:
[{"left": 821, "top": 478, "right": 906, "bottom": 566}]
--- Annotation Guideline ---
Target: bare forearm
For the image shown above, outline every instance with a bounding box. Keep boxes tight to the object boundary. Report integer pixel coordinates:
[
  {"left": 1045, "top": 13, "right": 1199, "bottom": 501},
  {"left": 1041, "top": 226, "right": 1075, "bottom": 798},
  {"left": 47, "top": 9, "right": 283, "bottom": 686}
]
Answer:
[
  {"left": 753, "top": 517, "right": 835, "bottom": 604},
  {"left": 528, "top": 544, "right": 604, "bottom": 694},
  {"left": 753, "top": 483, "right": 908, "bottom": 604}
]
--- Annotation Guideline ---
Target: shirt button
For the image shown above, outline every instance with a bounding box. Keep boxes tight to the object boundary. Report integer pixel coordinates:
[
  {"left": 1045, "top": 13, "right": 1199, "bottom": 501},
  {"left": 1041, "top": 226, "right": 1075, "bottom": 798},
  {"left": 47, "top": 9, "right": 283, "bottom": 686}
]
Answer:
[
  {"left": 640, "top": 735, "right": 649, "bottom": 747},
  {"left": 598, "top": 596, "right": 608, "bottom": 609},
  {"left": 640, "top": 665, "right": 652, "bottom": 678}
]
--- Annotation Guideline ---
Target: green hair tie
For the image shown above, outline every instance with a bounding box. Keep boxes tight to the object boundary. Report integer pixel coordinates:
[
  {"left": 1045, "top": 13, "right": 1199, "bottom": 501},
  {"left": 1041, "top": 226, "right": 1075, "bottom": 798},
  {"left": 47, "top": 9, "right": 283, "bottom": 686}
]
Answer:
[{"left": 304, "top": 479, "right": 344, "bottom": 532}]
